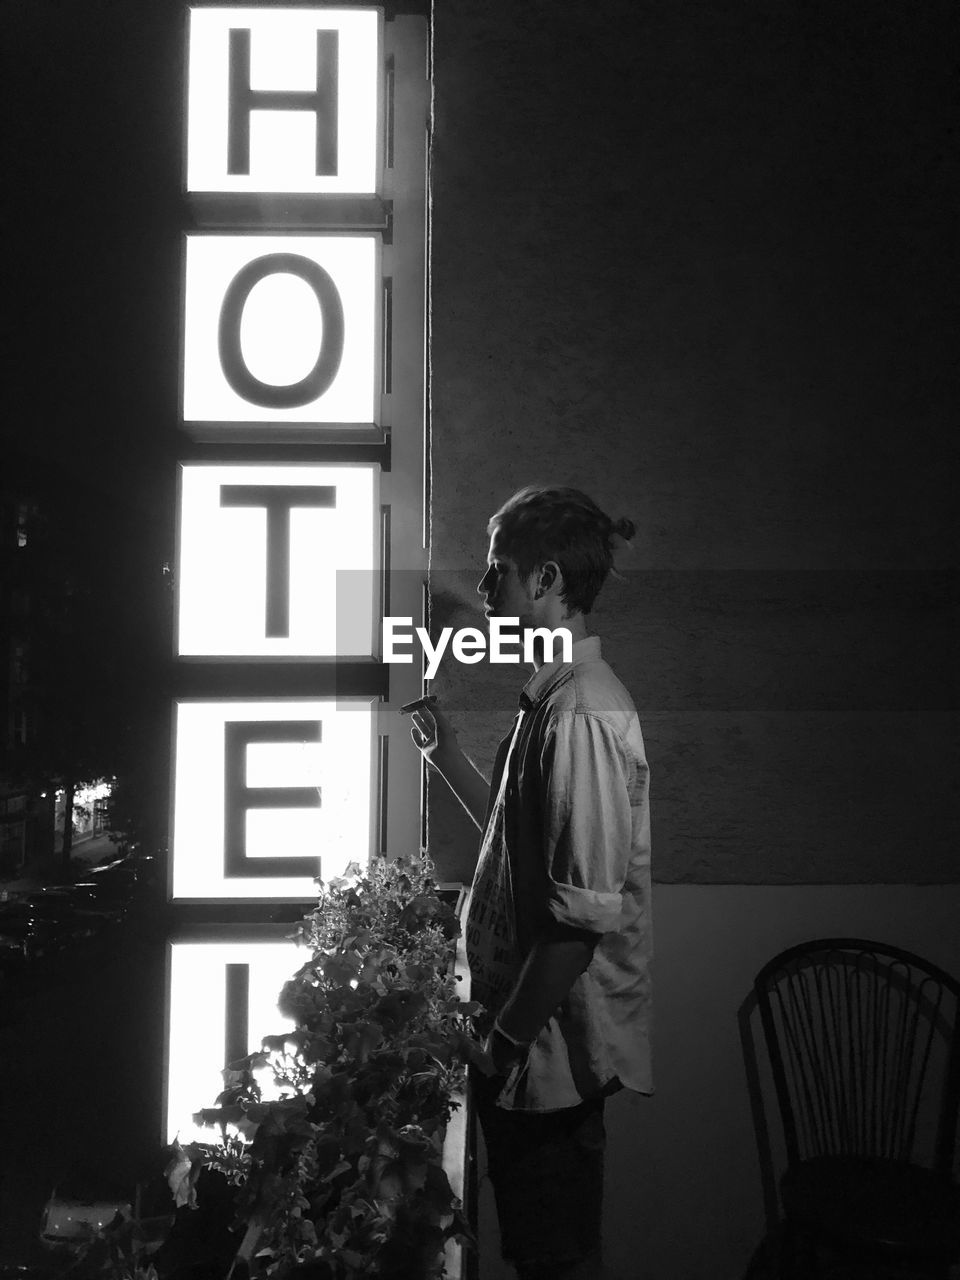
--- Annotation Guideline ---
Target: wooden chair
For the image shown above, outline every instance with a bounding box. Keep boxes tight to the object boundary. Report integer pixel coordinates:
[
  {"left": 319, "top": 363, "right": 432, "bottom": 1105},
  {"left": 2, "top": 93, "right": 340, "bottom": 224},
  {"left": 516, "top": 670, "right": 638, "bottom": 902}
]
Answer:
[{"left": 752, "top": 938, "right": 960, "bottom": 1279}]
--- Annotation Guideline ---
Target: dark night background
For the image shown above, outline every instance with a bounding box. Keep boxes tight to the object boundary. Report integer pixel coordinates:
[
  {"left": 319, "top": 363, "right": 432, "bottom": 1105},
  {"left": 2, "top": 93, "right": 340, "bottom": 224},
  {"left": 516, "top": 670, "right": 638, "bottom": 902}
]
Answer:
[
  {"left": 2, "top": 1, "right": 959, "bottom": 1275},
  {"left": 5, "top": 2, "right": 183, "bottom": 508},
  {"left": 3, "top": 1, "right": 185, "bottom": 861}
]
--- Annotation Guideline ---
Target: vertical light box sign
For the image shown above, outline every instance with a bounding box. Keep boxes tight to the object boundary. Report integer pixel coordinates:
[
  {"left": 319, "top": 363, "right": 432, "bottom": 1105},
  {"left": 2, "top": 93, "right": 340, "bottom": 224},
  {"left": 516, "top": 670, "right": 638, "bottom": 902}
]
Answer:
[
  {"left": 172, "top": 699, "right": 376, "bottom": 901},
  {"left": 165, "top": 938, "right": 301, "bottom": 1144},
  {"left": 177, "top": 464, "right": 379, "bottom": 657},
  {"left": 183, "top": 235, "right": 380, "bottom": 426},
  {"left": 186, "top": 7, "right": 381, "bottom": 195}
]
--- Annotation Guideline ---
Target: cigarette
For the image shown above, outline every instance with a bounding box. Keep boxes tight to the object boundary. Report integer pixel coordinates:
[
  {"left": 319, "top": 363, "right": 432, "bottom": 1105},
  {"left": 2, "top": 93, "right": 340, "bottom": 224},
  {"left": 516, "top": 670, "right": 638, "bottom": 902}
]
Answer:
[{"left": 399, "top": 695, "right": 437, "bottom": 715}]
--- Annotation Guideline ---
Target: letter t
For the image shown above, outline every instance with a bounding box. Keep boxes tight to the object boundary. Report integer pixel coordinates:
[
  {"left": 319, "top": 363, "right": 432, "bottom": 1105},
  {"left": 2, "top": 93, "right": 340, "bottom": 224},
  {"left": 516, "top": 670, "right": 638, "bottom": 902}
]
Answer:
[{"left": 220, "top": 484, "right": 336, "bottom": 638}]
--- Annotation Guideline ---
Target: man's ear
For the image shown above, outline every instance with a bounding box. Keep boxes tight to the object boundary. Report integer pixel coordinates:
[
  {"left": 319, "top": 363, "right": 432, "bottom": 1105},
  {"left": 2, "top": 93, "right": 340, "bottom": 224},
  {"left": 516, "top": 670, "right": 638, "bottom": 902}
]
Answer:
[{"left": 535, "top": 561, "right": 560, "bottom": 598}]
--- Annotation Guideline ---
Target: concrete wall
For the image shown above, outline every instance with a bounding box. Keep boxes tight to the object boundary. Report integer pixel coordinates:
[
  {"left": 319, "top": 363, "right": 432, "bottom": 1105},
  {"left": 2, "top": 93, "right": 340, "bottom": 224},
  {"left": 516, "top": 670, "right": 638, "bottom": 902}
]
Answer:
[
  {"left": 477, "top": 884, "right": 960, "bottom": 1280},
  {"left": 428, "top": 5, "right": 958, "bottom": 1273},
  {"left": 428, "top": 0, "right": 958, "bottom": 884}
]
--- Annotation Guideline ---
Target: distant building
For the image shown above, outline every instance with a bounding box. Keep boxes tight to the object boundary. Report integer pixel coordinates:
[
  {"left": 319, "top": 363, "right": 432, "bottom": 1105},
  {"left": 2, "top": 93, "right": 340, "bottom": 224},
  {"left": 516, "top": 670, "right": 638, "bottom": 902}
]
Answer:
[
  {"left": 1, "top": 482, "right": 32, "bottom": 875},
  {"left": 1, "top": 463, "right": 60, "bottom": 877}
]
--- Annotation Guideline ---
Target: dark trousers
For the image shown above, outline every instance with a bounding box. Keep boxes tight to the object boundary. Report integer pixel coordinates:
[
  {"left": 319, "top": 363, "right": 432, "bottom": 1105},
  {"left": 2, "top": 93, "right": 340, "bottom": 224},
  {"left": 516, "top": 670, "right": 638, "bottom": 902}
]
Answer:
[{"left": 471, "top": 1067, "right": 607, "bottom": 1278}]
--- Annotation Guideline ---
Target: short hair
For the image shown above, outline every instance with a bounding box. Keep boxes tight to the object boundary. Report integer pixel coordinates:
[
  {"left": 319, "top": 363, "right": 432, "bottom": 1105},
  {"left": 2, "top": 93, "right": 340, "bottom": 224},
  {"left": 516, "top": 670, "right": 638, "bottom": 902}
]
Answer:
[{"left": 487, "top": 486, "right": 635, "bottom": 615}]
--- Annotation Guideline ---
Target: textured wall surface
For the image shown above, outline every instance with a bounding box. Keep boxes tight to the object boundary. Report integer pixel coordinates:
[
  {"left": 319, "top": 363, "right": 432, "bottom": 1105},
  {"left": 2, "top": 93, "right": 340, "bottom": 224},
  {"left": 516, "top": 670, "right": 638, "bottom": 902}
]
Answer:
[{"left": 428, "top": 0, "right": 958, "bottom": 883}]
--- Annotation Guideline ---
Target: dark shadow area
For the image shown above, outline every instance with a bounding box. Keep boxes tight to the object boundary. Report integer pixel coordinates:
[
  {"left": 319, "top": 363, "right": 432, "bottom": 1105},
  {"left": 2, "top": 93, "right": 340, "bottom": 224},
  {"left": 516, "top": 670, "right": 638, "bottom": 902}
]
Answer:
[{"left": 0, "top": 903, "right": 168, "bottom": 1266}]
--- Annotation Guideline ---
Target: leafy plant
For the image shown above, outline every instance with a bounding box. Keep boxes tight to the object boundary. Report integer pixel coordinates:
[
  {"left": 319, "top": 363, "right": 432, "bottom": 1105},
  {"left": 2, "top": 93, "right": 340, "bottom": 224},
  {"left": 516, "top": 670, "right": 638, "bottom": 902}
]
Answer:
[{"left": 169, "top": 855, "right": 489, "bottom": 1280}]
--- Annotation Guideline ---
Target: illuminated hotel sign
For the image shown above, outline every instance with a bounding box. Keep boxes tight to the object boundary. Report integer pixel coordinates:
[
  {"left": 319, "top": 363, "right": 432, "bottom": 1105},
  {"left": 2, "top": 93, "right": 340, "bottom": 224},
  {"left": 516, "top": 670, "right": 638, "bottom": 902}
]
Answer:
[
  {"left": 165, "top": 5, "right": 428, "bottom": 1142},
  {"left": 182, "top": 235, "right": 380, "bottom": 425},
  {"left": 177, "top": 464, "right": 378, "bottom": 656},
  {"left": 167, "top": 937, "right": 300, "bottom": 1144},
  {"left": 172, "top": 699, "right": 375, "bottom": 900},
  {"left": 186, "top": 8, "right": 380, "bottom": 195}
]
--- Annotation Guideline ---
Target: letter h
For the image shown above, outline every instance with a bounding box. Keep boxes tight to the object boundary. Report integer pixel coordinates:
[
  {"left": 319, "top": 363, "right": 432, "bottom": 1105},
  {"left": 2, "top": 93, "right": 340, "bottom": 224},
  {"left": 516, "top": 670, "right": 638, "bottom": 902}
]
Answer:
[{"left": 227, "top": 27, "right": 339, "bottom": 176}]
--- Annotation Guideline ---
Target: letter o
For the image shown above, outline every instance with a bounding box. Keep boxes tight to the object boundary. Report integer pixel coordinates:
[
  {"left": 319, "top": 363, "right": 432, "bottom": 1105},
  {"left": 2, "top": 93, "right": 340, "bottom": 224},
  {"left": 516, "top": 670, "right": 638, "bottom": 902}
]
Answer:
[{"left": 217, "top": 253, "right": 345, "bottom": 409}]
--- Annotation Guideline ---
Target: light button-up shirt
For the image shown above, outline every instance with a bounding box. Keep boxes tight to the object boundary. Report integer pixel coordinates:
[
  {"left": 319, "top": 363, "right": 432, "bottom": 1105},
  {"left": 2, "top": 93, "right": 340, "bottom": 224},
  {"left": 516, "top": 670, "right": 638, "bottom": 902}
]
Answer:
[{"left": 464, "top": 636, "right": 653, "bottom": 1111}]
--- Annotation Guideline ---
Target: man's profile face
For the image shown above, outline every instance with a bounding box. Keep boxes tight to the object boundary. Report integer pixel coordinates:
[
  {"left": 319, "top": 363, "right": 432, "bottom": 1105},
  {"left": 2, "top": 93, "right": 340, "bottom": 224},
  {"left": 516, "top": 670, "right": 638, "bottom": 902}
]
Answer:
[{"left": 477, "top": 528, "right": 537, "bottom": 631}]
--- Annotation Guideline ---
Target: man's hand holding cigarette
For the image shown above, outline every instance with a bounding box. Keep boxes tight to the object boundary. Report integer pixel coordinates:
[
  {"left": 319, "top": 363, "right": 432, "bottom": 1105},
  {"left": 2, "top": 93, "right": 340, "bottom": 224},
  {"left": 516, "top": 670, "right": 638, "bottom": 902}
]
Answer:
[{"left": 400, "top": 695, "right": 489, "bottom": 831}]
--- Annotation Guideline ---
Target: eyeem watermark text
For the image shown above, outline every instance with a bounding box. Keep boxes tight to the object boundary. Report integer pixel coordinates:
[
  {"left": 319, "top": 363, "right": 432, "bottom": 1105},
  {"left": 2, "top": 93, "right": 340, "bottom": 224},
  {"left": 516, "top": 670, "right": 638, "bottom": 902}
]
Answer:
[{"left": 383, "top": 618, "right": 572, "bottom": 679}]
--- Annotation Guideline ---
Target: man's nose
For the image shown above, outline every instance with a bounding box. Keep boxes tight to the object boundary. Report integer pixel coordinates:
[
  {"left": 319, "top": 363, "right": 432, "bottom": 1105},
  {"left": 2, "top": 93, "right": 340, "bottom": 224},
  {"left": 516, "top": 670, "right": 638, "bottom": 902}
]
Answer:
[{"left": 477, "top": 570, "right": 490, "bottom": 595}]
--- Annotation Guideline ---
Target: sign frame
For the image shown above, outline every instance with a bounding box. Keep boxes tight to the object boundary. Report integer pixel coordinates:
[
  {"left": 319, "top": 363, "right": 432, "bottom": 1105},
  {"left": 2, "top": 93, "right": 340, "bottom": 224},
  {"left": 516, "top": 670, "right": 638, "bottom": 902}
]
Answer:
[
  {"left": 178, "top": 229, "right": 387, "bottom": 441},
  {"left": 183, "top": 6, "right": 386, "bottom": 200},
  {"left": 162, "top": 921, "right": 304, "bottom": 1146},
  {"left": 167, "top": 694, "right": 380, "bottom": 905},
  {"left": 173, "top": 459, "right": 383, "bottom": 662}
]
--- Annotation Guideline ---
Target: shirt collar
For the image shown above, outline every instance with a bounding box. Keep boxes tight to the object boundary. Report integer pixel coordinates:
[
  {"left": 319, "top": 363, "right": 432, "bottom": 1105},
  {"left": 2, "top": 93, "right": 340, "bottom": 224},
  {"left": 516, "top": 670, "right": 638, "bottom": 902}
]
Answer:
[{"left": 519, "top": 634, "right": 601, "bottom": 710}]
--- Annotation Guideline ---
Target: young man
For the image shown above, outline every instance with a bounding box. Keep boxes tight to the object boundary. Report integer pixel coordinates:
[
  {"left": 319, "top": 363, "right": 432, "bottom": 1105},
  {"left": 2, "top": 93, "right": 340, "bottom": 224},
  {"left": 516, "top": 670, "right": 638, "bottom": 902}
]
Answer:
[{"left": 409, "top": 486, "right": 653, "bottom": 1280}]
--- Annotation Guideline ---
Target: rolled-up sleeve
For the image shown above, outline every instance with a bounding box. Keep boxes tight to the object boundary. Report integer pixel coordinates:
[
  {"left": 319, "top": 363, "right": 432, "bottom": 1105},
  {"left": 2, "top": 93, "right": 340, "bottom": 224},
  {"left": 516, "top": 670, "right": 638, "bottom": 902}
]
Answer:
[{"left": 541, "top": 710, "right": 631, "bottom": 934}]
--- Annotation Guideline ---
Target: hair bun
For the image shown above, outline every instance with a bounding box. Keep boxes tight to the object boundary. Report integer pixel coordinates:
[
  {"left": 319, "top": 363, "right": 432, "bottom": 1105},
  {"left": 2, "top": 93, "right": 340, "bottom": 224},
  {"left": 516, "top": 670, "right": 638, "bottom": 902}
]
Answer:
[{"left": 611, "top": 516, "right": 636, "bottom": 542}]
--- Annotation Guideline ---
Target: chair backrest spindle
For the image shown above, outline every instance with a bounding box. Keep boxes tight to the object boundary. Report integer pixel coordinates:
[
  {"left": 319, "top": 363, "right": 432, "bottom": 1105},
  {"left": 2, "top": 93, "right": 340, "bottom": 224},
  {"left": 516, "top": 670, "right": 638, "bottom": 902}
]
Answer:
[{"left": 754, "top": 939, "right": 960, "bottom": 1174}]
